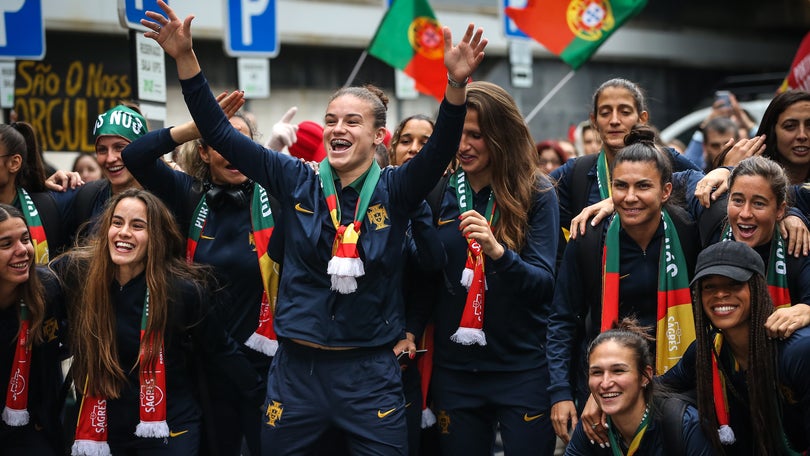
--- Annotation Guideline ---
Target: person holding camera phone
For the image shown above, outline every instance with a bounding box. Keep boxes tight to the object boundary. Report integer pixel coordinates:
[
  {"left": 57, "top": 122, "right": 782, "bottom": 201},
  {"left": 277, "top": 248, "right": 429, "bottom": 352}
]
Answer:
[{"left": 682, "top": 90, "right": 758, "bottom": 170}]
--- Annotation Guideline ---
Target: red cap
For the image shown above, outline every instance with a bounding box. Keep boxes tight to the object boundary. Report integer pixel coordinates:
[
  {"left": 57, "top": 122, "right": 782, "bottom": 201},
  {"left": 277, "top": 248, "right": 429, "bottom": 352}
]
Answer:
[{"left": 289, "top": 121, "right": 327, "bottom": 162}]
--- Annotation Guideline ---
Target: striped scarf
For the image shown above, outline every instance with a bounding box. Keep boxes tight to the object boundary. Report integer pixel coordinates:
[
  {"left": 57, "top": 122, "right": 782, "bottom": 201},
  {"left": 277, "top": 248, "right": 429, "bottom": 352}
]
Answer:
[
  {"left": 2, "top": 300, "right": 31, "bottom": 426},
  {"left": 318, "top": 160, "right": 381, "bottom": 294},
  {"left": 187, "top": 183, "right": 280, "bottom": 356},
  {"left": 601, "top": 210, "right": 695, "bottom": 374},
  {"left": 17, "top": 188, "right": 48, "bottom": 264},
  {"left": 722, "top": 227, "right": 791, "bottom": 308},
  {"left": 607, "top": 405, "right": 650, "bottom": 456},
  {"left": 72, "top": 290, "right": 167, "bottom": 456},
  {"left": 448, "top": 170, "right": 499, "bottom": 346},
  {"left": 595, "top": 150, "right": 612, "bottom": 200}
]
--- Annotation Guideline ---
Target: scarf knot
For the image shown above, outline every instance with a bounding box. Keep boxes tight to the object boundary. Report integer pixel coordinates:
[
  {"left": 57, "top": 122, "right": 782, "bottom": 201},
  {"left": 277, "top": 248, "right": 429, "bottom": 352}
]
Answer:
[
  {"left": 328, "top": 221, "right": 365, "bottom": 294},
  {"left": 319, "top": 160, "right": 381, "bottom": 295}
]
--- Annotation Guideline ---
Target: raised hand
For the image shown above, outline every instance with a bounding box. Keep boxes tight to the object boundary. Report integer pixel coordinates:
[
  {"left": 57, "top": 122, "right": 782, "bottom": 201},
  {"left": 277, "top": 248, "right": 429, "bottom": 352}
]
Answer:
[
  {"left": 443, "top": 24, "right": 487, "bottom": 85},
  {"left": 266, "top": 107, "right": 300, "bottom": 151},
  {"left": 141, "top": 0, "right": 200, "bottom": 79}
]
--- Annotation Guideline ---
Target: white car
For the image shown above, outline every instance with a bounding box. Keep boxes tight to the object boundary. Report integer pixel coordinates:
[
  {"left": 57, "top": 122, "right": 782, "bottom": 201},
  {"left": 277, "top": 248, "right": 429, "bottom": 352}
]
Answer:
[{"left": 660, "top": 99, "right": 772, "bottom": 145}]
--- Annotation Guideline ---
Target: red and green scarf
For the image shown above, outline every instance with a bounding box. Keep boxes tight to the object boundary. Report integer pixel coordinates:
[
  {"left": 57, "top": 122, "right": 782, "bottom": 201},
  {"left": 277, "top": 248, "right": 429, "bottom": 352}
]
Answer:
[
  {"left": 607, "top": 405, "right": 650, "bottom": 456},
  {"left": 601, "top": 210, "right": 695, "bottom": 374},
  {"left": 2, "top": 300, "right": 31, "bottom": 426},
  {"left": 318, "top": 160, "right": 381, "bottom": 294},
  {"left": 448, "top": 170, "right": 499, "bottom": 346},
  {"left": 72, "top": 290, "right": 167, "bottom": 456},
  {"left": 17, "top": 188, "right": 48, "bottom": 264},
  {"left": 722, "top": 227, "right": 791, "bottom": 308},
  {"left": 710, "top": 333, "right": 736, "bottom": 445},
  {"left": 417, "top": 323, "right": 436, "bottom": 428},
  {"left": 187, "top": 183, "right": 280, "bottom": 356},
  {"left": 595, "top": 150, "right": 612, "bottom": 200}
]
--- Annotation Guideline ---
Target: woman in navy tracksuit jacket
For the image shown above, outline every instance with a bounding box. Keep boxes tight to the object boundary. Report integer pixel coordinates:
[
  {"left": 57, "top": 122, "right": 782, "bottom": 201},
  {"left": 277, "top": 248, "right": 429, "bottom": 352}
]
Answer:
[
  {"left": 429, "top": 81, "right": 559, "bottom": 455},
  {"left": 122, "top": 110, "right": 279, "bottom": 456},
  {"left": 143, "top": 3, "right": 487, "bottom": 453}
]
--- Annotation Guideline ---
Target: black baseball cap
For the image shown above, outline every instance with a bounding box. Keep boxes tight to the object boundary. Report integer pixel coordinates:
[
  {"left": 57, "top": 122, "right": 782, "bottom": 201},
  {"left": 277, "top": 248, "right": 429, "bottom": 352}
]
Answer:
[{"left": 690, "top": 241, "right": 765, "bottom": 286}]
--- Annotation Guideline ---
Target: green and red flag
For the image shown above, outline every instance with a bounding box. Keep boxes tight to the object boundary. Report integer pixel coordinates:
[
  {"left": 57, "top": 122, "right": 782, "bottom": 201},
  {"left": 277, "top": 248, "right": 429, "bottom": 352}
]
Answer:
[
  {"left": 368, "top": 0, "right": 446, "bottom": 101},
  {"left": 506, "top": 0, "right": 648, "bottom": 70}
]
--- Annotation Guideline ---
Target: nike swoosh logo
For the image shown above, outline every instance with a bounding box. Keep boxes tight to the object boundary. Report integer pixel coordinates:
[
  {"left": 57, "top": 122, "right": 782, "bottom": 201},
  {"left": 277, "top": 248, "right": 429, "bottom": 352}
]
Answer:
[
  {"left": 437, "top": 218, "right": 456, "bottom": 226},
  {"left": 405, "top": 402, "right": 412, "bottom": 408},
  {"left": 200, "top": 234, "right": 215, "bottom": 240},
  {"left": 377, "top": 408, "right": 397, "bottom": 418},
  {"left": 295, "top": 203, "right": 314, "bottom": 214},
  {"left": 523, "top": 413, "right": 544, "bottom": 422},
  {"left": 169, "top": 430, "right": 189, "bottom": 437},
  {"left": 620, "top": 273, "right": 630, "bottom": 280}
]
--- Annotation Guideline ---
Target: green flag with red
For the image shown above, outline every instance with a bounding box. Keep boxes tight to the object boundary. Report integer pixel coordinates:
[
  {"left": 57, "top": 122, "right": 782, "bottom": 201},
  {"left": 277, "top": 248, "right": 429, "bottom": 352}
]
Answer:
[
  {"left": 368, "top": 0, "right": 446, "bottom": 101},
  {"left": 506, "top": 0, "right": 648, "bottom": 70}
]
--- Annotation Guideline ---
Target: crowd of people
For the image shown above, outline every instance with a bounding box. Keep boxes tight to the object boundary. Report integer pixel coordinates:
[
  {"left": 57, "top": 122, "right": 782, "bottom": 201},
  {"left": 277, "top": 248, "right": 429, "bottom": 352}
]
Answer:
[{"left": 3, "top": 1, "right": 810, "bottom": 455}]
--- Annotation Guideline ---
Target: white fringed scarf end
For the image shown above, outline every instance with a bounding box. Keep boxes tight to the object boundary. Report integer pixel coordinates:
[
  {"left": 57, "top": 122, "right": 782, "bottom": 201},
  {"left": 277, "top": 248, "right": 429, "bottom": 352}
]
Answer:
[
  {"left": 450, "top": 327, "right": 487, "bottom": 346},
  {"left": 1, "top": 406, "right": 29, "bottom": 426},
  {"left": 328, "top": 257, "right": 364, "bottom": 294},
  {"left": 71, "top": 440, "right": 111, "bottom": 456},
  {"left": 245, "top": 333, "right": 279, "bottom": 356},
  {"left": 135, "top": 420, "right": 170, "bottom": 438},
  {"left": 421, "top": 408, "right": 437, "bottom": 428},
  {"left": 718, "top": 424, "right": 736, "bottom": 444}
]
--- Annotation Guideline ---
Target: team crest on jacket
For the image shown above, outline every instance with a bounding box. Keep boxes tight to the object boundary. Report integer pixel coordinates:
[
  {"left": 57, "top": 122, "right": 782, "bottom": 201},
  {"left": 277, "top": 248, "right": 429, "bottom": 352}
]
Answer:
[
  {"left": 366, "top": 204, "right": 390, "bottom": 230},
  {"left": 266, "top": 400, "right": 284, "bottom": 427},
  {"left": 437, "top": 410, "right": 451, "bottom": 434},
  {"left": 409, "top": 17, "right": 443, "bottom": 60},
  {"left": 567, "top": 0, "right": 615, "bottom": 41}
]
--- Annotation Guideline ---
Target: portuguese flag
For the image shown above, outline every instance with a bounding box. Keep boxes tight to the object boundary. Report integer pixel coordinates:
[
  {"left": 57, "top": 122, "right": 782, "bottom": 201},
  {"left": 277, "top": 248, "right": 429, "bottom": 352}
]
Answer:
[
  {"left": 506, "top": 0, "right": 648, "bottom": 70},
  {"left": 368, "top": 0, "right": 446, "bottom": 101},
  {"left": 779, "top": 31, "right": 810, "bottom": 92}
]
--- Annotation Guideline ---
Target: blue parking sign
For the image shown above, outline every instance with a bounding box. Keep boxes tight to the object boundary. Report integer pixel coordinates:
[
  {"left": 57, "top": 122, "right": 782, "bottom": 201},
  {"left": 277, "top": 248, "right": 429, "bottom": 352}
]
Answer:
[
  {"left": 225, "top": 0, "right": 278, "bottom": 57},
  {"left": 119, "top": 0, "right": 164, "bottom": 30},
  {"left": 503, "top": 0, "right": 529, "bottom": 39},
  {"left": 0, "top": 0, "right": 44, "bottom": 60}
]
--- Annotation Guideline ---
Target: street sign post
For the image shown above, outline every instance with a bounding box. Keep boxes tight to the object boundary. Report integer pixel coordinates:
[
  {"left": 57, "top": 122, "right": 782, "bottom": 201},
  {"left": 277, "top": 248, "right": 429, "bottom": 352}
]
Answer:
[{"left": 225, "top": 0, "right": 278, "bottom": 58}]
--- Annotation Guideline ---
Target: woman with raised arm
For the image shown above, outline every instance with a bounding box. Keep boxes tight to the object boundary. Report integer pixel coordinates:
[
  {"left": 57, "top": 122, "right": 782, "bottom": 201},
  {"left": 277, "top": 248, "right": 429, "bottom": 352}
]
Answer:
[
  {"left": 142, "top": 1, "right": 487, "bottom": 454},
  {"left": 429, "top": 81, "right": 559, "bottom": 455},
  {"left": 122, "top": 97, "right": 279, "bottom": 455}
]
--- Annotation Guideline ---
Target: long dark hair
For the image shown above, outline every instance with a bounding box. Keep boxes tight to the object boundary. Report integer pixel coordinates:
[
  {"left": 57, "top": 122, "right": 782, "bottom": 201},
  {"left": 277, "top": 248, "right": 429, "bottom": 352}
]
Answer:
[
  {"left": 757, "top": 90, "right": 810, "bottom": 177},
  {"left": 691, "top": 272, "right": 782, "bottom": 454},
  {"left": 0, "top": 122, "right": 48, "bottom": 192},
  {"left": 59, "top": 188, "right": 207, "bottom": 397},
  {"left": 464, "top": 81, "right": 547, "bottom": 252}
]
